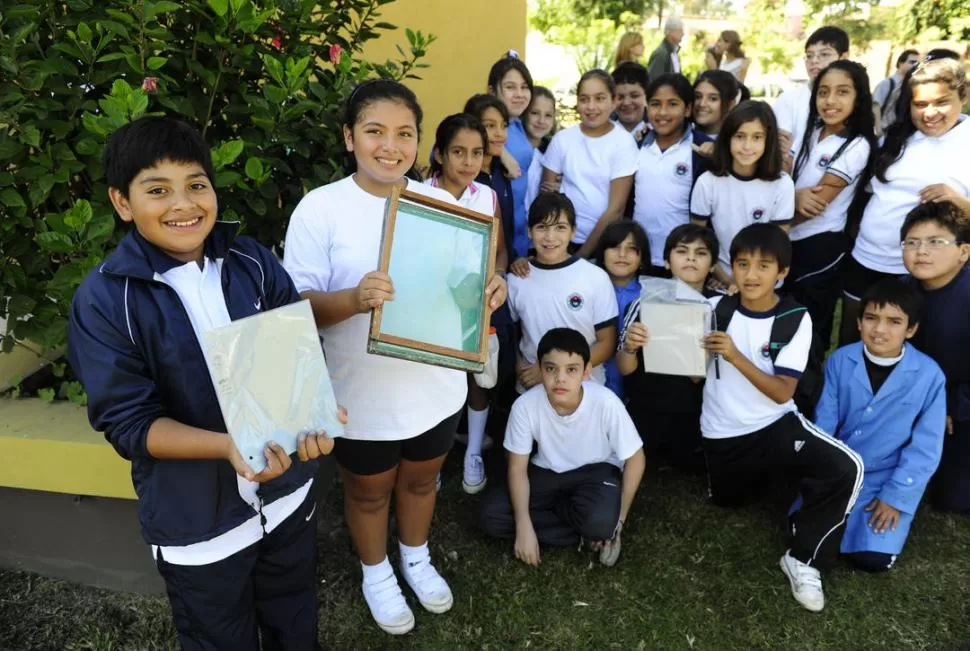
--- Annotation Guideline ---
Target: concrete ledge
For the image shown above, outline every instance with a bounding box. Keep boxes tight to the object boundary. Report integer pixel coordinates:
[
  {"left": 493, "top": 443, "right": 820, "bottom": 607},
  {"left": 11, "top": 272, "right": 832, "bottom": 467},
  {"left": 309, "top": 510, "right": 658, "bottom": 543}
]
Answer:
[{"left": 0, "top": 398, "right": 135, "bottom": 499}]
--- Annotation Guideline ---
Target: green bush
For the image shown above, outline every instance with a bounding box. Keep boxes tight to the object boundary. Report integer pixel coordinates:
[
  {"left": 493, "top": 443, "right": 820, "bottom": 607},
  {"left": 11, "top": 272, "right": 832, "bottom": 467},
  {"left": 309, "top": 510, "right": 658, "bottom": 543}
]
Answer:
[{"left": 0, "top": 0, "right": 434, "bottom": 361}]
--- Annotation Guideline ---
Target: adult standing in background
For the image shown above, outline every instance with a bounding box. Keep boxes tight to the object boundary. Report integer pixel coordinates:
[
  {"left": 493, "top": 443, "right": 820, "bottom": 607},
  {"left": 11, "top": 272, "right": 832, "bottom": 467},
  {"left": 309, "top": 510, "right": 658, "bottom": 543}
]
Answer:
[
  {"left": 705, "top": 36, "right": 722, "bottom": 71},
  {"left": 647, "top": 18, "right": 684, "bottom": 80},
  {"left": 614, "top": 32, "right": 645, "bottom": 68},
  {"left": 717, "top": 31, "right": 750, "bottom": 83}
]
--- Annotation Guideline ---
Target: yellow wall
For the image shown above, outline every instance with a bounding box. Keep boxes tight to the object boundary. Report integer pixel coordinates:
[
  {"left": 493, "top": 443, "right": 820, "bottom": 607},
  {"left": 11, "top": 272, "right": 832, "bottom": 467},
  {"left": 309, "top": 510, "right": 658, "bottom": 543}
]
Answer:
[{"left": 362, "top": 0, "right": 528, "bottom": 161}]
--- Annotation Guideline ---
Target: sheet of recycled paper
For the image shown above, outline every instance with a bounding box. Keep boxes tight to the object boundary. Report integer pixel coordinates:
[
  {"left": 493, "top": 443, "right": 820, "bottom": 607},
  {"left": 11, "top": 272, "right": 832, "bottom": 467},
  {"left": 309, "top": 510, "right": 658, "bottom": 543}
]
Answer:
[
  {"left": 202, "top": 300, "right": 343, "bottom": 474},
  {"left": 638, "top": 277, "right": 711, "bottom": 377}
]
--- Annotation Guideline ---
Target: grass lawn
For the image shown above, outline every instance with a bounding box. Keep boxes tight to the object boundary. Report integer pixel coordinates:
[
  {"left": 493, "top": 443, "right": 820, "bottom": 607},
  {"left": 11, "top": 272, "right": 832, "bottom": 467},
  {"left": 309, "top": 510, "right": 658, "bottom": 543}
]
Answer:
[{"left": 1, "top": 448, "right": 969, "bottom": 650}]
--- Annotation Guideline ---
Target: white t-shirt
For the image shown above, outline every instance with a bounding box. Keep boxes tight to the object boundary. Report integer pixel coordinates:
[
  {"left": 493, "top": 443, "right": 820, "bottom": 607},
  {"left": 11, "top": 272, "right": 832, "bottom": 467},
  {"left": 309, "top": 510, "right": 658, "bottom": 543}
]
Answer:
[
  {"left": 790, "top": 129, "right": 871, "bottom": 241},
  {"left": 508, "top": 256, "right": 617, "bottom": 385},
  {"left": 282, "top": 176, "right": 467, "bottom": 441},
  {"left": 424, "top": 176, "right": 496, "bottom": 217},
  {"left": 701, "top": 297, "right": 813, "bottom": 439},
  {"left": 690, "top": 171, "right": 795, "bottom": 270},
  {"left": 633, "top": 130, "right": 697, "bottom": 266},
  {"left": 542, "top": 124, "right": 638, "bottom": 243},
  {"left": 773, "top": 83, "right": 812, "bottom": 155},
  {"left": 504, "top": 381, "right": 643, "bottom": 473},
  {"left": 853, "top": 118, "right": 970, "bottom": 274}
]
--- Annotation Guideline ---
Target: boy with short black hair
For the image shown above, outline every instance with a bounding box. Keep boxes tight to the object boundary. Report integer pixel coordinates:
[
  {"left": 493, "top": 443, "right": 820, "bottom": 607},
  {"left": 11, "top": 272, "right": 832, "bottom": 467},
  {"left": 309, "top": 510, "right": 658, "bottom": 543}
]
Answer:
[
  {"left": 611, "top": 61, "right": 650, "bottom": 137},
  {"left": 508, "top": 192, "right": 618, "bottom": 392},
  {"left": 901, "top": 201, "right": 970, "bottom": 513},
  {"left": 68, "top": 116, "right": 337, "bottom": 649},
  {"left": 772, "top": 26, "right": 850, "bottom": 160},
  {"left": 479, "top": 328, "right": 645, "bottom": 567},
  {"left": 700, "top": 223, "right": 862, "bottom": 613},
  {"left": 812, "top": 278, "right": 945, "bottom": 572},
  {"left": 617, "top": 224, "right": 720, "bottom": 470}
]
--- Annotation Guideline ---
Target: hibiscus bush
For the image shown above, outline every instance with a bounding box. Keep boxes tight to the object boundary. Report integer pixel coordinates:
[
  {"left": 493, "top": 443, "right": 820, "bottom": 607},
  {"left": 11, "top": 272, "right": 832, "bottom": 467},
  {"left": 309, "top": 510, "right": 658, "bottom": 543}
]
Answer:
[{"left": 0, "top": 0, "right": 433, "bottom": 376}]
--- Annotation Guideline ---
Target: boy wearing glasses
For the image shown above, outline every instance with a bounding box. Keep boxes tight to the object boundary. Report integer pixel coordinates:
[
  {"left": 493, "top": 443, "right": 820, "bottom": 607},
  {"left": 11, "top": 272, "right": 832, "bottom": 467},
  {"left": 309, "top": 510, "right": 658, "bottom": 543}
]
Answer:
[
  {"left": 901, "top": 201, "right": 970, "bottom": 513},
  {"left": 772, "top": 26, "right": 850, "bottom": 162}
]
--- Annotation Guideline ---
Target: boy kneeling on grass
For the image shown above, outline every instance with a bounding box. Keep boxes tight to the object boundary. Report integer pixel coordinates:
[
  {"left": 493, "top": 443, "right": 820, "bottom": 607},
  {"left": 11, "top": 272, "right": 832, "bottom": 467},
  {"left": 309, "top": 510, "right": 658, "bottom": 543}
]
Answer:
[
  {"left": 810, "top": 278, "right": 945, "bottom": 572},
  {"left": 67, "top": 116, "right": 342, "bottom": 650},
  {"left": 479, "top": 328, "right": 645, "bottom": 567},
  {"left": 700, "top": 223, "right": 862, "bottom": 613}
]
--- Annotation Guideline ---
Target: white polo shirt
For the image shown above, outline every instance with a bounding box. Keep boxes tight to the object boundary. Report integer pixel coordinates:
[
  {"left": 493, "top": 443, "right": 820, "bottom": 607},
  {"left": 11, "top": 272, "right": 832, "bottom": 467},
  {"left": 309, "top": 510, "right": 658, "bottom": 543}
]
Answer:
[
  {"left": 853, "top": 118, "right": 970, "bottom": 274},
  {"left": 773, "top": 83, "right": 812, "bottom": 155},
  {"left": 505, "top": 382, "right": 643, "bottom": 473},
  {"left": 508, "top": 256, "right": 617, "bottom": 385},
  {"left": 633, "top": 129, "right": 697, "bottom": 266},
  {"left": 283, "top": 176, "right": 467, "bottom": 442},
  {"left": 701, "top": 297, "right": 813, "bottom": 440},
  {"left": 790, "top": 129, "right": 871, "bottom": 241},
  {"left": 425, "top": 176, "right": 497, "bottom": 217},
  {"left": 153, "top": 258, "right": 311, "bottom": 565},
  {"left": 542, "top": 124, "right": 638, "bottom": 243},
  {"left": 690, "top": 171, "right": 795, "bottom": 271}
]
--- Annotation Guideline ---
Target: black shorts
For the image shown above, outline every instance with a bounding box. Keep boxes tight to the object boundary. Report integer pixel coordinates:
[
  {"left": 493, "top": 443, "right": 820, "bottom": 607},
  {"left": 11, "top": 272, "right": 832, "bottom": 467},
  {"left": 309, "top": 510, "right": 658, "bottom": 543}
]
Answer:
[
  {"left": 333, "top": 411, "right": 460, "bottom": 476},
  {"left": 841, "top": 254, "right": 905, "bottom": 301}
]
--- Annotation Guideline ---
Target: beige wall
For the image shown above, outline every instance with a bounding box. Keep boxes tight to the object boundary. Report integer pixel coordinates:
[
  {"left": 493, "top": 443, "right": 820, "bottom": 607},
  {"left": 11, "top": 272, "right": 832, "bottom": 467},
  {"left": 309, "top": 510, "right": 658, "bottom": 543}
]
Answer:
[{"left": 362, "top": 0, "right": 528, "bottom": 161}]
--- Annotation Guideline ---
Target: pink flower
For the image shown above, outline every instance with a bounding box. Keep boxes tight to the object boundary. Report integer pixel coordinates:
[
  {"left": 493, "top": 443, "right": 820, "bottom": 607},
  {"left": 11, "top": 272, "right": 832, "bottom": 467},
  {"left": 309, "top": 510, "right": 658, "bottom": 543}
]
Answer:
[
  {"left": 141, "top": 77, "right": 158, "bottom": 94},
  {"left": 329, "top": 44, "right": 344, "bottom": 65},
  {"left": 271, "top": 37, "right": 282, "bottom": 51}
]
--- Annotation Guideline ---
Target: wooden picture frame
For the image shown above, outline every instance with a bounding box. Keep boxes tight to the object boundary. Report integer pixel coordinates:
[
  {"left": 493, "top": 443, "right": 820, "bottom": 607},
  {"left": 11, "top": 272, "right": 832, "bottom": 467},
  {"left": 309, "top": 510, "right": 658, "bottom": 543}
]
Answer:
[{"left": 367, "top": 186, "right": 498, "bottom": 373}]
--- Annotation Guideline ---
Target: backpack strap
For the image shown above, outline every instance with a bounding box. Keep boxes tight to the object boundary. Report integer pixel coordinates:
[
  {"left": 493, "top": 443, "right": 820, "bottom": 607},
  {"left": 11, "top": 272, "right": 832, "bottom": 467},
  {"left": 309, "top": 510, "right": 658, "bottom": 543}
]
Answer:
[
  {"left": 691, "top": 130, "right": 711, "bottom": 189},
  {"left": 880, "top": 77, "right": 897, "bottom": 114},
  {"left": 713, "top": 293, "right": 741, "bottom": 334},
  {"left": 766, "top": 296, "right": 808, "bottom": 364}
]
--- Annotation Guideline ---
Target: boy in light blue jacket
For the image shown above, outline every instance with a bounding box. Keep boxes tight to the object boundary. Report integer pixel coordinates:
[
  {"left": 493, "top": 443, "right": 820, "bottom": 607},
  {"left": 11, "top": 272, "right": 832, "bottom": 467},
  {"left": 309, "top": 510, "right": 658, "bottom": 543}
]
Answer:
[{"left": 814, "top": 278, "right": 946, "bottom": 571}]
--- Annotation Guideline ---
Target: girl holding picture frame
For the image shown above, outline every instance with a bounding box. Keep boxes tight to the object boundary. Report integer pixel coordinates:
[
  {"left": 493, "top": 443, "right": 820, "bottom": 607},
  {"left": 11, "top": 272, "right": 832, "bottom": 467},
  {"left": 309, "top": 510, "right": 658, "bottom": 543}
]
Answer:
[{"left": 283, "top": 80, "right": 507, "bottom": 636}]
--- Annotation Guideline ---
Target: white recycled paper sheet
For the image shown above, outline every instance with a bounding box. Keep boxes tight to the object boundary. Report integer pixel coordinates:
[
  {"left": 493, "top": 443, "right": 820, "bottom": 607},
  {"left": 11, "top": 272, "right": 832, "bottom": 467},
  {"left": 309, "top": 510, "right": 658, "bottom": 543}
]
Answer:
[
  {"left": 639, "top": 302, "right": 710, "bottom": 377},
  {"left": 202, "top": 300, "right": 343, "bottom": 474}
]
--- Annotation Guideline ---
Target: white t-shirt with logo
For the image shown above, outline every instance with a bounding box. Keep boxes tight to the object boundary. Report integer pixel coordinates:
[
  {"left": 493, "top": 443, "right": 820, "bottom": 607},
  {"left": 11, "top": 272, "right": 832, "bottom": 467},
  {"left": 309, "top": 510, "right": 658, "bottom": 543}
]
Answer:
[
  {"left": 505, "top": 381, "right": 643, "bottom": 473},
  {"left": 701, "top": 297, "right": 813, "bottom": 439},
  {"left": 773, "top": 83, "right": 812, "bottom": 156},
  {"left": 542, "top": 124, "right": 638, "bottom": 243},
  {"left": 283, "top": 176, "right": 467, "bottom": 442},
  {"left": 690, "top": 171, "right": 795, "bottom": 271},
  {"left": 790, "top": 129, "right": 871, "bottom": 241},
  {"left": 508, "top": 256, "right": 617, "bottom": 385},
  {"left": 853, "top": 118, "right": 970, "bottom": 274},
  {"left": 633, "top": 130, "right": 697, "bottom": 266}
]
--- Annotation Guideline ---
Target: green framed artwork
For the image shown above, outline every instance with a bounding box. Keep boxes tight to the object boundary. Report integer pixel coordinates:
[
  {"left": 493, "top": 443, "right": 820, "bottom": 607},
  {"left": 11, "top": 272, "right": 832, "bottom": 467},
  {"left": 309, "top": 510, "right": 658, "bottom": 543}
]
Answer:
[{"left": 368, "top": 187, "right": 498, "bottom": 373}]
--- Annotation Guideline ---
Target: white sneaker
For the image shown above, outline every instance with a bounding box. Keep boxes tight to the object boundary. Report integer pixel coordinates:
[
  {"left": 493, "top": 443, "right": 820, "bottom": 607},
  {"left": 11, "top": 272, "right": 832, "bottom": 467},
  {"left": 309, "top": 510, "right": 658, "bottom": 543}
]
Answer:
[
  {"left": 462, "top": 454, "right": 487, "bottom": 494},
  {"left": 599, "top": 537, "right": 621, "bottom": 567},
  {"left": 779, "top": 551, "right": 825, "bottom": 612},
  {"left": 362, "top": 573, "right": 415, "bottom": 635},
  {"left": 401, "top": 556, "right": 454, "bottom": 614}
]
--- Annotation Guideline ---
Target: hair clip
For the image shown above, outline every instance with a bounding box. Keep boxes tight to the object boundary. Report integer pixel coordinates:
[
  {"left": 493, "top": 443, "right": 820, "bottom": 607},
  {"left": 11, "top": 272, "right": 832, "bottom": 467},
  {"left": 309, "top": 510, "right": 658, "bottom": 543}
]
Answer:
[{"left": 507, "top": 49, "right": 520, "bottom": 60}]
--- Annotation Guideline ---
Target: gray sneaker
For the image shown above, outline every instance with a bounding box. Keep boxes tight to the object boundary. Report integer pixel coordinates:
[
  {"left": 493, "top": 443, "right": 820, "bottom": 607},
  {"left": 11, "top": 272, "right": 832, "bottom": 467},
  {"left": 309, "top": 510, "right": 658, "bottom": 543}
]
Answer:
[{"left": 462, "top": 454, "right": 487, "bottom": 494}]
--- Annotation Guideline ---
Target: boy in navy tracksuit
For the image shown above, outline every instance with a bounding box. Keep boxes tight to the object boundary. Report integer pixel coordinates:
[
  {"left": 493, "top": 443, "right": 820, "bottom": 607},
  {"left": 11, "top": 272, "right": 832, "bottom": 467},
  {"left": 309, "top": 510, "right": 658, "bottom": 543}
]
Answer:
[{"left": 67, "top": 117, "right": 338, "bottom": 651}]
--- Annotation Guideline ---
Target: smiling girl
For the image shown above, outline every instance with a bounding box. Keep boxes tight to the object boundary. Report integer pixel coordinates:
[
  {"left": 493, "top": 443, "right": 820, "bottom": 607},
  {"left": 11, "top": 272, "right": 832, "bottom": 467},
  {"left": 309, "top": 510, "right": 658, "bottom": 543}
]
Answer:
[
  {"left": 541, "top": 69, "right": 638, "bottom": 257},
  {"left": 283, "top": 81, "right": 507, "bottom": 636},
  {"left": 690, "top": 100, "right": 795, "bottom": 286},
  {"left": 693, "top": 70, "right": 741, "bottom": 138},
  {"left": 842, "top": 57, "right": 970, "bottom": 343},
  {"left": 523, "top": 86, "right": 557, "bottom": 214},
  {"left": 786, "top": 60, "right": 876, "bottom": 346}
]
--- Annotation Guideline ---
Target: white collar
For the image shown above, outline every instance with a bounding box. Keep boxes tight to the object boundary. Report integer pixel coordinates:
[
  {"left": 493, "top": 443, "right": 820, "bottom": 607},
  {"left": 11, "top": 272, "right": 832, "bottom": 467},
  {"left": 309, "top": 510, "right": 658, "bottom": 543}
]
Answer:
[{"left": 863, "top": 344, "right": 903, "bottom": 367}]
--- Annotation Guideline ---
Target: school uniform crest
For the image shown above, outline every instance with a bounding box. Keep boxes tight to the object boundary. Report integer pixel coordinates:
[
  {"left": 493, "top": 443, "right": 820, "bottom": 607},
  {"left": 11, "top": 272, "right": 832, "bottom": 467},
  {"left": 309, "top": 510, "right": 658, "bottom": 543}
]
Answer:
[
  {"left": 818, "top": 155, "right": 831, "bottom": 169},
  {"left": 675, "top": 163, "right": 689, "bottom": 177},
  {"left": 760, "top": 342, "right": 772, "bottom": 359},
  {"left": 752, "top": 208, "right": 765, "bottom": 221},
  {"left": 566, "top": 292, "right": 585, "bottom": 310}
]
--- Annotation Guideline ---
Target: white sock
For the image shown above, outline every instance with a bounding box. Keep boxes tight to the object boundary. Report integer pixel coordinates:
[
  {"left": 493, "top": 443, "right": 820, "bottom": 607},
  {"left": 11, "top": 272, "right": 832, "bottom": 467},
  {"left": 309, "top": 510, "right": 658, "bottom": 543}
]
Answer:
[
  {"left": 400, "top": 541, "right": 430, "bottom": 568},
  {"left": 465, "top": 406, "right": 489, "bottom": 459},
  {"left": 361, "top": 557, "right": 393, "bottom": 585}
]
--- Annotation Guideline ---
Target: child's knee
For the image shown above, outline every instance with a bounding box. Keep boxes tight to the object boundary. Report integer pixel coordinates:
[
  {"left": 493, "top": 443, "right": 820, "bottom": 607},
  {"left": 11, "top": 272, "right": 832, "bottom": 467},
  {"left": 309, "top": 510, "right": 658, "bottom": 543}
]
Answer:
[
  {"left": 847, "top": 551, "right": 896, "bottom": 573},
  {"left": 479, "top": 492, "right": 514, "bottom": 538},
  {"left": 346, "top": 488, "right": 391, "bottom": 514},
  {"left": 580, "top": 512, "right": 618, "bottom": 542}
]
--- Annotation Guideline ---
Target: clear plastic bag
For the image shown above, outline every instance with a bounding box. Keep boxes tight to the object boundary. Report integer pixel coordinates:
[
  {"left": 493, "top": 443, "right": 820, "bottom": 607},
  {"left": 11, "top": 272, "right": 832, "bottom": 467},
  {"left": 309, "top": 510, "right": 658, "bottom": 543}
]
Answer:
[
  {"left": 637, "top": 277, "right": 712, "bottom": 377},
  {"left": 202, "top": 300, "right": 344, "bottom": 474}
]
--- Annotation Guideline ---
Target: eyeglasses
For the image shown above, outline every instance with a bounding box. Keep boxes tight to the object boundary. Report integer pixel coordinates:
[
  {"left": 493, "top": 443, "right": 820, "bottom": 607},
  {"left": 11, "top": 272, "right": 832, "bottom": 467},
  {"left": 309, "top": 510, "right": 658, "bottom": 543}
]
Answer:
[
  {"left": 804, "top": 51, "right": 838, "bottom": 63},
  {"left": 900, "top": 237, "right": 961, "bottom": 250}
]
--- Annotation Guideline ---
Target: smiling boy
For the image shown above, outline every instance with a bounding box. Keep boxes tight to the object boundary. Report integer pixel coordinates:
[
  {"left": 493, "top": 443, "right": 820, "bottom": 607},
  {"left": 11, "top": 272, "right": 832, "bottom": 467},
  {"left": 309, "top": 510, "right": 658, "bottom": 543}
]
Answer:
[
  {"left": 480, "top": 328, "right": 645, "bottom": 567},
  {"left": 811, "top": 279, "right": 945, "bottom": 572},
  {"left": 507, "top": 192, "right": 617, "bottom": 392},
  {"left": 901, "top": 201, "right": 970, "bottom": 513},
  {"left": 700, "top": 223, "right": 862, "bottom": 613},
  {"left": 67, "top": 116, "right": 338, "bottom": 649}
]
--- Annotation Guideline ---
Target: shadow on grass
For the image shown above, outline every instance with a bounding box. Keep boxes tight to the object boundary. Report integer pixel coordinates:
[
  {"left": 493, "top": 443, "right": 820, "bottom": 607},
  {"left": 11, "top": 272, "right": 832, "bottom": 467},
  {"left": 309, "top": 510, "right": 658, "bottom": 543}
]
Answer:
[{"left": 2, "top": 450, "right": 969, "bottom": 650}]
